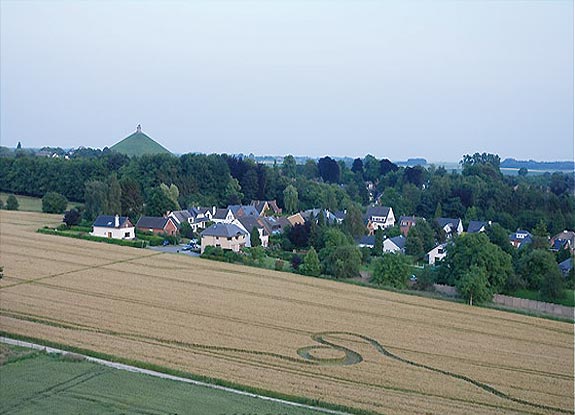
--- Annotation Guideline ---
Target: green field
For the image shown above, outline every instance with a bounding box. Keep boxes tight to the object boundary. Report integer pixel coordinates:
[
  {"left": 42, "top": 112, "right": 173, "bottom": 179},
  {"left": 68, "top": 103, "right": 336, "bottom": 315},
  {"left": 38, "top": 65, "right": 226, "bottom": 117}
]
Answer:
[
  {"left": 0, "top": 193, "right": 81, "bottom": 213},
  {"left": 0, "top": 344, "right": 324, "bottom": 415}
]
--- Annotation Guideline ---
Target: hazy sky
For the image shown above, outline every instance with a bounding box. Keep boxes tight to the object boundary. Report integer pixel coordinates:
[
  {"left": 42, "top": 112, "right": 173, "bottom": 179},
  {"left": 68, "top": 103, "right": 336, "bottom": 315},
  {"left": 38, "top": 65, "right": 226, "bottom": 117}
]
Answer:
[{"left": 1, "top": 1, "right": 573, "bottom": 161}]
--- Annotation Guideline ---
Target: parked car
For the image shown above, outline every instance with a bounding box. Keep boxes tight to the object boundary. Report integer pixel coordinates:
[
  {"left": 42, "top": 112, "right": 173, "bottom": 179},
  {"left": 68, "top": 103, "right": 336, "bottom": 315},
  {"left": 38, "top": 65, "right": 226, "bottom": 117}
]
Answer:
[{"left": 162, "top": 240, "right": 170, "bottom": 246}]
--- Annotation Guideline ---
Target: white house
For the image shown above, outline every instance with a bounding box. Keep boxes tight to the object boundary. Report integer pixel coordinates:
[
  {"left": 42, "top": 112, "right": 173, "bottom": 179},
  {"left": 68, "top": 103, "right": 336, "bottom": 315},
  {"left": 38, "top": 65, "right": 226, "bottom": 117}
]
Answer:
[
  {"left": 435, "top": 218, "right": 464, "bottom": 237},
  {"left": 365, "top": 206, "right": 395, "bottom": 234},
  {"left": 211, "top": 208, "right": 236, "bottom": 224},
  {"left": 427, "top": 243, "right": 448, "bottom": 265},
  {"left": 383, "top": 235, "right": 406, "bottom": 254},
  {"left": 91, "top": 215, "right": 135, "bottom": 240}
]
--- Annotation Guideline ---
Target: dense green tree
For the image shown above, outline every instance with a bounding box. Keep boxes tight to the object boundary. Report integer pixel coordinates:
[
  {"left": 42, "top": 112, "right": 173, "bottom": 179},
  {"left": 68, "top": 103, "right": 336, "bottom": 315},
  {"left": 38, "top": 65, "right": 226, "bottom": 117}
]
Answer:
[
  {"left": 351, "top": 158, "right": 364, "bottom": 175},
  {"left": 84, "top": 180, "right": 109, "bottom": 220},
  {"left": 283, "top": 184, "right": 298, "bottom": 214},
  {"left": 282, "top": 155, "right": 297, "bottom": 178},
  {"left": 250, "top": 227, "right": 262, "bottom": 247},
  {"left": 63, "top": 208, "right": 81, "bottom": 227},
  {"left": 180, "top": 221, "right": 194, "bottom": 239},
  {"left": 486, "top": 223, "right": 514, "bottom": 256},
  {"left": 342, "top": 203, "right": 365, "bottom": 238},
  {"left": 438, "top": 233, "right": 513, "bottom": 295},
  {"left": 6, "top": 195, "right": 18, "bottom": 211},
  {"left": 42, "top": 192, "right": 68, "bottom": 214},
  {"left": 303, "top": 159, "right": 318, "bottom": 179},
  {"left": 324, "top": 245, "right": 361, "bottom": 278},
  {"left": 301, "top": 247, "right": 321, "bottom": 277},
  {"left": 145, "top": 187, "right": 178, "bottom": 216},
  {"left": 120, "top": 177, "right": 143, "bottom": 220},
  {"left": 160, "top": 183, "right": 181, "bottom": 210},
  {"left": 107, "top": 173, "right": 122, "bottom": 215},
  {"left": 456, "top": 265, "right": 491, "bottom": 305},
  {"left": 363, "top": 155, "right": 380, "bottom": 182},
  {"left": 372, "top": 254, "right": 411, "bottom": 288},
  {"left": 517, "top": 249, "right": 563, "bottom": 293},
  {"left": 318, "top": 156, "right": 340, "bottom": 183}
]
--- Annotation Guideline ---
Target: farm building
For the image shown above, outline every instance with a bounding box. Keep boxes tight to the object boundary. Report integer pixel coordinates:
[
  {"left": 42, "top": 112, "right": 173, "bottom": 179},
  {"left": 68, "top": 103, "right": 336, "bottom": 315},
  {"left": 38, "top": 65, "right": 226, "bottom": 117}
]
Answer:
[{"left": 91, "top": 215, "right": 135, "bottom": 240}]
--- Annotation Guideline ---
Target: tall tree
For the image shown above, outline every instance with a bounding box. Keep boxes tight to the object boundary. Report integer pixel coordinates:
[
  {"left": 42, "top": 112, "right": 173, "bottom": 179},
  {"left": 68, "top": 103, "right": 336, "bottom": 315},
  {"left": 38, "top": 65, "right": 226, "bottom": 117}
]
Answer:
[
  {"left": 456, "top": 265, "right": 491, "bottom": 305},
  {"left": 250, "top": 227, "right": 262, "bottom": 247},
  {"left": 373, "top": 228, "right": 384, "bottom": 256},
  {"left": 283, "top": 184, "right": 299, "bottom": 214},
  {"left": 42, "top": 192, "right": 68, "bottom": 214},
  {"left": 301, "top": 247, "right": 321, "bottom": 277},
  {"left": 282, "top": 155, "right": 297, "bottom": 178},
  {"left": 351, "top": 158, "right": 364, "bottom": 175},
  {"left": 6, "top": 195, "right": 19, "bottom": 211},
  {"left": 342, "top": 203, "right": 365, "bottom": 238},
  {"left": 84, "top": 180, "right": 109, "bottom": 220},
  {"left": 318, "top": 156, "right": 340, "bottom": 183},
  {"left": 372, "top": 254, "right": 411, "bottom": 288},
  {"left": 107, "top": 173, "right": 122, "bottom": 215},
  {"left": 120, "top": 177, "right": 143, "bottom": 220}
]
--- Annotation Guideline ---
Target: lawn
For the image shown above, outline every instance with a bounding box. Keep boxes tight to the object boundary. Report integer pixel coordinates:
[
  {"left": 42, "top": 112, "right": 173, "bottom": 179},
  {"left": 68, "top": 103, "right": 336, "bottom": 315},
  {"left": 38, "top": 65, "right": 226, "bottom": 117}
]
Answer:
[
  {"left": 510, "top": 288, "right": 575, "bottom": 307},
  {"left": 0, "top": 192, "right": 82, "bottom": 213},
  {"left": 0, "top": 344, "right": 323, "bottom": 415}
]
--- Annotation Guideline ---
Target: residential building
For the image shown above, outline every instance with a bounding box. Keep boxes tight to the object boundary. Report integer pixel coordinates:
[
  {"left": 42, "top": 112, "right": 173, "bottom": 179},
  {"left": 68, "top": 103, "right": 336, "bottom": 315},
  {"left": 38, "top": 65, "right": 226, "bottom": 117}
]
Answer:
[
  {"left": 399, "top": 216, "right": 418, "bottom": 237},
  {"left": 287, "top": 213, "right": 305, "bottom": 227},
  {"left": 559, "top": 257, "right": 573, "bottom": 277},
  {"left": 136, "top": 216, "right": 179, "bottom": 236},
  {"left": 251, "top": 200, "right": 282, "bottom": 216},
  {"left": 228, "top": 205, "right": 259, "bottom": 218},
  {"left": 200, "top": 223, "right": 248, "bottom": 253},
  {"left": 509, "top": 230, "right": 533, "bottom": 248},
  {"left": 551, "top": 230, "right": 575, "bottom": 254},
  {"left": 383, "top": 235, "right": 406, "bottom": 254},
  {"left": 365, "top": 206, "right": 395, "bottom": 234},
  {"left": 233, "top": 216, "right": 270, "bottom": 248},
  {"left": 357, "top": 235, "right": 375, "bottom": 249},
  {"left": 467, "top": 220, "right": 491, "bottom": 234},
  {"left": 435, "top": 218, "right": 464, "bottom": 237},
  {"left": 427, "top": 243, "right": 448, "bottom": 265},
  {"left": 212, "top": 208, "right": 236, "bottom": 223},
  {"left": 91, "top": 215, "right": 135, "bottom": 240}
]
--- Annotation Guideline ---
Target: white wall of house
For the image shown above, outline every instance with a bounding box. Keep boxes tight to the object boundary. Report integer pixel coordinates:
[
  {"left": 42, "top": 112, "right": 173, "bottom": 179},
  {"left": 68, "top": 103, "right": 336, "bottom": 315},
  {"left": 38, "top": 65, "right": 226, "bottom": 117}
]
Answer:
[
  {"left": 232, "top": 220, "right": 269, "bottom": 248},
  {"left": 427, "top": 245, "right": 446, "bottom": 265},
  {"left": 383, "top": 239, "right": 401, "bottom": 254},
  {"left": 91, "top": 226, "right": 135, "bottom": 240}
]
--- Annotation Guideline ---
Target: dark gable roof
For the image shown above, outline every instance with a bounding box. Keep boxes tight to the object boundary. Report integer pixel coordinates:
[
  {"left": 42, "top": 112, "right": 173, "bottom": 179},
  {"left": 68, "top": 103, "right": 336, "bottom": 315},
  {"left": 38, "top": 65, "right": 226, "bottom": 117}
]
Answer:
[
  {"left": 436, "top": 218, "right": 461, "bottom": 229},
  {"left": 213, "top": 208, "right": 231, "bottom": 220},
  {"left": 358, "top": 235, "right": 375, "bottom": 247},
  {"left": 93, "top": 215, "right": 132, "bottom": 228},
  {"left": 389, "top": 235, "right": 406, "bottom": 249},
  {"left": 237, "top": 216, "right": 269, "bottom": 236},
  {"left": 399, "top": 215, "right": 417, "bottom": 224},
  {"left": 228, "top": 205, "right": 259, "bottom": 217},
  {"left": 136, "top": 216, "right": 174, "bottom": 230},
  {"left": 366, "top": 206, "right": 391, "bottom": 218},
  {"left": 171, "top": 210, "right": 192, "bottom": 223},
  {"left": 201, "top": 223, "right": 248, "bottom": 238},
  {"left": 467, "top": 220, "right": 488, "bottom": 233}
]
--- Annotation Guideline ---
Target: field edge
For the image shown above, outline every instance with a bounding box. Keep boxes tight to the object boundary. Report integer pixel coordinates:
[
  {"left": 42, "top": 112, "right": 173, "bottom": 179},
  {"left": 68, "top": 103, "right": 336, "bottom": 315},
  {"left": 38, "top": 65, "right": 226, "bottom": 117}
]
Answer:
[{"left": 0, "top": 330, "right": 380, "bottom": 415}]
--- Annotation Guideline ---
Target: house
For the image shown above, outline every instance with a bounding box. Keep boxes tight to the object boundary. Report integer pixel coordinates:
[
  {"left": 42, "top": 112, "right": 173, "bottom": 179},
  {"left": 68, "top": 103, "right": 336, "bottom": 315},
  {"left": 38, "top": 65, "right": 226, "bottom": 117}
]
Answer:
[
  {"left": 301, "top": 208, "right": 339, "bottom": 224},
  {"left": 435, "top": 218, "right": 464, "bottom": 237},
  {"left": 357, "top": 235, "right": 375, "bottom": 248},
  {"left": 399, "top": 216, "right": 418, "bottom": 237},
  {"left": 185, "top": 206, "right": 215, "bottom": 232},
  {"left": 212, "top": 208, "right": 236, "bottom": 223},
  {"left": 251, "top": 200, "right": 282, "bottom": 216},
  {"left": 427, "top": 243, "right": 448, "bottom": 265},
  {"left": 558, "top": 257, "right": 573, "bottom": 277},
  {"left": 334, "top": 210, "right": 347, "bottom": 224},
  {"left": 383, "top": 235, "right": 406, "bottom": 254},
  {"left": 509, "top": 230, "right": 533, "bottom": 248},
  {"left": 234, "top": 216, "right": 269, "bottom": 248},
  {"left": 467, "top": 220, "right": 491, "bottom": 234},
  {"left": 260, "top": 216, "right": 290, "bottom": 235},
  {"left": 136, "top": 216, "right": 179, "bottom": 236},
  {"left": 228, "top": 205, "right": 259, "bottom": 218},
  {"left": 168, "top": 210, "right": 192, "bottom": 227},
  {"left": 365, "top": 206, "right": 395, "bottom": 234},
  {"left": 91, "top": 215, "right": 135, "bottom": 240},
  {"left": 551, "top": 230, "right": 575, "bottom": 254},
  {"left": 287, "top": 213, "right": 305, "bottom": 227},
  {"left": 200, "top": 223, "right": 248, "bottom": 253}
]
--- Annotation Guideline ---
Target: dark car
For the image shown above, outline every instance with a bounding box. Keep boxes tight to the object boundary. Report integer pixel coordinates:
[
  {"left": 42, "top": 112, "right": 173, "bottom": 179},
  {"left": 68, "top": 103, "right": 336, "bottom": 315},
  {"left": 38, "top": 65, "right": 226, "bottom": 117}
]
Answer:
[{"left": 162, "top": 240, "right": 170, "bottom": 246}]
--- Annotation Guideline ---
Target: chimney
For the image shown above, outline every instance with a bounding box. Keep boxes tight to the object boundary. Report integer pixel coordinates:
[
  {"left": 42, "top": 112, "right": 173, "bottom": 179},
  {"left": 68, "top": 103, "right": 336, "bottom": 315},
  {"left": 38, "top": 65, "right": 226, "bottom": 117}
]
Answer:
[
  {"left": 115, "top": 214, "right": 120, "bottom": 228},
  {"left": 136, "top": 124, "right": 141, "bottom": 133}
]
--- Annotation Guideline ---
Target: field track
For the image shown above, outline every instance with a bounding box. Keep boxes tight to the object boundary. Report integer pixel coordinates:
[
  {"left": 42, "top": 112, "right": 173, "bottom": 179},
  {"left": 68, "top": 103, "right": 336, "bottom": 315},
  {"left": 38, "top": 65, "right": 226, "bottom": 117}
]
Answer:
[{"left": 0, "top": 211, "right": 573, "bottom": 415}]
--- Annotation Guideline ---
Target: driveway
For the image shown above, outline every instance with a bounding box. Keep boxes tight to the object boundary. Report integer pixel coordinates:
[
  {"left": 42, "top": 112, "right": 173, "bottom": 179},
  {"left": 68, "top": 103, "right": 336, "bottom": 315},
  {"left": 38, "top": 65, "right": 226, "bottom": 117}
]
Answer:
[{"left": 148, "top": 244, "right": 200, "bottom": 257}]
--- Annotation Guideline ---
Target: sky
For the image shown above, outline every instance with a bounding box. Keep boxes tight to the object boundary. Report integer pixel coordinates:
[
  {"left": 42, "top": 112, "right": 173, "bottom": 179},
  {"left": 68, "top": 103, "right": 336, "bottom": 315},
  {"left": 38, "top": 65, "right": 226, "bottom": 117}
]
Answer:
[{"left": 1, "top": 1, "right": 573, "bottom": 162}]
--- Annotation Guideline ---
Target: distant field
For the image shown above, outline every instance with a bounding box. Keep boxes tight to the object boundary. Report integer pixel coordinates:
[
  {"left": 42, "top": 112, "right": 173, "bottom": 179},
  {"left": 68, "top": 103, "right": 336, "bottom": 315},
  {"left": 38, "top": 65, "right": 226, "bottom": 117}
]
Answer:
[
  {"left": 0, "top": 344, "right": 322, "bottom": 415},
  {"left": 0, "top": 192, "right": 81, "bottom": 213},
  {"left": 0, "top": 211, "right": 573, "bottom": 415}
]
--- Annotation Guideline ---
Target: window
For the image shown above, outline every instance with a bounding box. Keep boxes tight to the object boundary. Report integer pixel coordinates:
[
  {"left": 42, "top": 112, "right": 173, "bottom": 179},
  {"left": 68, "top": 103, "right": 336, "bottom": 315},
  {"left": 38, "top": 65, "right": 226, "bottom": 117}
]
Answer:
[
  {"left": 227, "top": 237, "right": 232, "bottom": 241},
  {"left": 124, "top": 232, "right": 130, "bottom": 238},
  {"left": 438, "top": 248, "right": 444, "bottom": 254}
]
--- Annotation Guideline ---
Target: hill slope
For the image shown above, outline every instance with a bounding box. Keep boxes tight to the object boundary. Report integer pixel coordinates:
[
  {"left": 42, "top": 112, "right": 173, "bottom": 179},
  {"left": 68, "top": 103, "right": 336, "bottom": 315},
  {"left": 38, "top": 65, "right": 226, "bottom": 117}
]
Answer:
[{"left": 110, "top": 126, "right": 171, "bottom": 157}]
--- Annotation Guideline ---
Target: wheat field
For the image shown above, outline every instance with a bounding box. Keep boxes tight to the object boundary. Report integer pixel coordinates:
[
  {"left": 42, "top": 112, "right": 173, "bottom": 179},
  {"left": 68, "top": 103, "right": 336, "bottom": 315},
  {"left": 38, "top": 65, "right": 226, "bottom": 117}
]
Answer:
[{"left": 0, "top": 211, "right": 573, "bottom": 415}]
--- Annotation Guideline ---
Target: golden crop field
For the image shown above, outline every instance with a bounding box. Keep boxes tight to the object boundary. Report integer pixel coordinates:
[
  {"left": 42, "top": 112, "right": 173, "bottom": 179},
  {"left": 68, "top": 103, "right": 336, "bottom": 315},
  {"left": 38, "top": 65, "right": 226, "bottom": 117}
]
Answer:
[{"left": 0, "top": 211, "right": 573, "bottom": 415}]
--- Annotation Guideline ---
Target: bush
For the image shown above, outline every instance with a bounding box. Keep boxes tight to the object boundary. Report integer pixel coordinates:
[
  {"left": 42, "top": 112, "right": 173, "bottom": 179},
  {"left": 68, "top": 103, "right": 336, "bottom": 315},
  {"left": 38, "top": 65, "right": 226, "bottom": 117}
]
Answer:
[
  {"left": 63, "top": 209, "right": 81, "bottom": 227},
  {"left": 274, "top": 259, "right": 285, "bottom": 271},
  {"left": 36, "top": 228, "right": 146, "bottom": 248},
  {"left": 42, "top": 192, "right": 68, "bottom": 214},
  {"left": 6, "top": 195, "right": 18, "bottom": 211}
]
